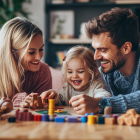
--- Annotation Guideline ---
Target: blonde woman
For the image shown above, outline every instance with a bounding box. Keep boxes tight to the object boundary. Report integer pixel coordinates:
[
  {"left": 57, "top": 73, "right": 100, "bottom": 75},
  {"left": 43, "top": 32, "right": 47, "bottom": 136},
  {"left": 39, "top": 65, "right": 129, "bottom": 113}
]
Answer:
[
  {"left": 0, "top": 17, "right": 52, "bottom": 108},
  {"left": 41, "top": 46, "right": 111, "bottom": 114}
]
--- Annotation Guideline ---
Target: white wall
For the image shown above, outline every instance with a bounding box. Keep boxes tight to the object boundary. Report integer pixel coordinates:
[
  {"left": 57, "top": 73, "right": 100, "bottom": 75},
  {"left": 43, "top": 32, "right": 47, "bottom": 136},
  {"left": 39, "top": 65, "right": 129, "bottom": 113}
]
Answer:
[{"left": 23, "top": 0, "right": 46, "bottom": 62}]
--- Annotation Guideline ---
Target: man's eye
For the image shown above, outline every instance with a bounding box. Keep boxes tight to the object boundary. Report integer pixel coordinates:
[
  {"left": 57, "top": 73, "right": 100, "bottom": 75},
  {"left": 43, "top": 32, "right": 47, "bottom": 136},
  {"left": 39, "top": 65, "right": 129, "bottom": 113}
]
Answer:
[
  {"left": 29, "top": 52, "right": 35, "bottom": 55},
  {"left": 101, "top": 49, "right": 106, "bottom": 52},
  {"left": 79, "top": 71, "right": 84, "bottom": 73}
]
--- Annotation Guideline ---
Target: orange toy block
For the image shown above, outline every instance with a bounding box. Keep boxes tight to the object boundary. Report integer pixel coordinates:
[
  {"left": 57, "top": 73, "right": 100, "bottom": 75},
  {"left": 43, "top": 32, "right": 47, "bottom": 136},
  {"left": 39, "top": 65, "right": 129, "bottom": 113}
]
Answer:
[{"left": 105, "top": 118, "right": 115, "bottom": 125}]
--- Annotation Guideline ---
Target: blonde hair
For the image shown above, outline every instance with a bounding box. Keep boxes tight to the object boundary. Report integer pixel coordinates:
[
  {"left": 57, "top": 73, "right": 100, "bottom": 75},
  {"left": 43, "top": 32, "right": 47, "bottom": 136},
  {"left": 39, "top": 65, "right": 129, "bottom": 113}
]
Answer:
[
  {"left": 62, "top": 45, "right": 99, "bottom": 83},
  {"left": 0, "top": 17, "right": 42, "bottom": 98}
]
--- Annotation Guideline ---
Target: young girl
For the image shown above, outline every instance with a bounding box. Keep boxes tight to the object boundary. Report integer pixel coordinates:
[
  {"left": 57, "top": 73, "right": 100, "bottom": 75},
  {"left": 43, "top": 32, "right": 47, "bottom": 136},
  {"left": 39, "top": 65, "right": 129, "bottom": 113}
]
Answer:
[{"left": 42, "top": 46, "right": 111, "bottom": 106}]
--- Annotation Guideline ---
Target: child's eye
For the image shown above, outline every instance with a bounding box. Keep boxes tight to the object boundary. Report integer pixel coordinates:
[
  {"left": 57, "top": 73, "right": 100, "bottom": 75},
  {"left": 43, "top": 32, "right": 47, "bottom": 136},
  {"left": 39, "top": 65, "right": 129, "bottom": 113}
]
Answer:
[
  {"left": 29, "top": 52, "right": 35, "bottom": 55},
  {"left": 67, "top": 71, "right": 72, "bottom": 74},
  {"left": 79, "top": 71, "right": 84, "bottom": 73}
]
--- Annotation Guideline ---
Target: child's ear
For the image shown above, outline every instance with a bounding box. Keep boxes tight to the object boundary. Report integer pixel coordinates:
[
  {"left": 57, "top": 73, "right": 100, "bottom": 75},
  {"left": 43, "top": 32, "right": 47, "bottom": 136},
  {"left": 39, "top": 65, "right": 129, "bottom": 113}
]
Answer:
[{"left": 122, "top": 42, "right": 132, "bottom": 55}]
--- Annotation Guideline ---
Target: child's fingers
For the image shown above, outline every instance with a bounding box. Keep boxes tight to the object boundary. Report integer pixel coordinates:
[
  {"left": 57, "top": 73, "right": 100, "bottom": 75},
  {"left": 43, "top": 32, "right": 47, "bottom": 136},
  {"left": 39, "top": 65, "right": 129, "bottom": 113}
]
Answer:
[
  {"left": 41, "top": 91, "right": 51, "bottom": 100},
  {"left": 22, "top": 102, "right": 30, "bottom": 108},
  {"left": 48, "top": 92, "right": 56, "bottom": 99},
  {"left": 30, "top": 102, "right": 37, "bottom": 109}
]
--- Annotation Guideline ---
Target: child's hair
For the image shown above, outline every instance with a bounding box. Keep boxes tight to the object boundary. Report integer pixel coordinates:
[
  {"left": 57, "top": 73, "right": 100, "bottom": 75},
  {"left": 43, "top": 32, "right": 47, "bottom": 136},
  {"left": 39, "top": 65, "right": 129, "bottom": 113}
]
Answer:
[
  {"left": 0, "top": 17, "right": 42, "bottom": 98},
  {"left": 62, "top": 45, "right": 99, "bottom": 83}
]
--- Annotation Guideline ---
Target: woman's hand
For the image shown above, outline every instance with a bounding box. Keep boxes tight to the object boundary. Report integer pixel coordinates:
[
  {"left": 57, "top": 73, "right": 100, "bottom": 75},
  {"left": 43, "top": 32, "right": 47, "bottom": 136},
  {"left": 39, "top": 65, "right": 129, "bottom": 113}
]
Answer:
[
  {"left": 69, "top": 94, "right": 101, "bottom": 115},
  {"left": 0, "top": 97, "right": 13, "bottom": 114},
  {"left": 22, "top": 93, "right": 38, "bottom": 109},
  {"left": 40, "top": 89, "right": 57, "bottom": 105}
]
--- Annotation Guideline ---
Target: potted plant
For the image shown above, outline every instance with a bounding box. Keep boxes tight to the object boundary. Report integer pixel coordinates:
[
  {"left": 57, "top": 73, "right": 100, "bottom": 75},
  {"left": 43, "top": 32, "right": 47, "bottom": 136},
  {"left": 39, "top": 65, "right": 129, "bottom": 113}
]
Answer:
[{"left": 0, "top": 0, "right": 31, "bottom": 28}]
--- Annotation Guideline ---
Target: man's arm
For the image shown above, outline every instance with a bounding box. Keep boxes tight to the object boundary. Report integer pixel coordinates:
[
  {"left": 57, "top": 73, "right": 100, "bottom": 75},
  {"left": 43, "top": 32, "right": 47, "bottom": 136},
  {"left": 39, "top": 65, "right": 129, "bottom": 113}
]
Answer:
[
  {"left": 102, "top": 91, "right": 140, "bottom": 113},
  {"left": 99, "top": 67, "right": 140, "bottom": 113}
]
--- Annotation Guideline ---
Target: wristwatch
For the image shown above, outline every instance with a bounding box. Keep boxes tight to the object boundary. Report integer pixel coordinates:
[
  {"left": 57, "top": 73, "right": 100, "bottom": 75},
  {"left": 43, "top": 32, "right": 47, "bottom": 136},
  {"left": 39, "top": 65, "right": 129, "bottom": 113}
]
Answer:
[{"left": 99, "top": 98, "right": 108, "bottom": 109}]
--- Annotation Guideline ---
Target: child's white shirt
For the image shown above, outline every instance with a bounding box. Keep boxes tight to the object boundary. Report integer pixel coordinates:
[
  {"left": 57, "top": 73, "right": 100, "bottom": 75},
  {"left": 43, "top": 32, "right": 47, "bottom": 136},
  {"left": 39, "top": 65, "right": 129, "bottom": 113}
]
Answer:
[{"left": 55, "top": 80, "right": 111, "bottom": 105}]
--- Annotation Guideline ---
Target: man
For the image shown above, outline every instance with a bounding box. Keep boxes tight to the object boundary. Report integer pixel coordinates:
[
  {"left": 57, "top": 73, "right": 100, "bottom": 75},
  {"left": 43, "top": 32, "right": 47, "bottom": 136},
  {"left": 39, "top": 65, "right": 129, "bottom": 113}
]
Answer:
[{"left": 69, "top": 7, "right": 140, "bottom": 114}]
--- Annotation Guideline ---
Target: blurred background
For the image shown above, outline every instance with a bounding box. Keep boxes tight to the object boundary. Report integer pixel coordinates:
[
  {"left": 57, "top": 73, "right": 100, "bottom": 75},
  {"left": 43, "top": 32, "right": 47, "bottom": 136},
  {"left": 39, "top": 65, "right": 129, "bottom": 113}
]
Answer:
[{"left": 0, "top": 0, "right": 140, "bottom": 68}]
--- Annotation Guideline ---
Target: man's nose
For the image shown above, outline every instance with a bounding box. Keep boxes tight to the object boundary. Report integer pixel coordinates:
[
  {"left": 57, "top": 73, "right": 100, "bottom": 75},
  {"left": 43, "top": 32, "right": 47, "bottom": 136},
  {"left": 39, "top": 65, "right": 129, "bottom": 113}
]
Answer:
[{"left": 94, "top": 51, "right": 102, "bottom": 60}]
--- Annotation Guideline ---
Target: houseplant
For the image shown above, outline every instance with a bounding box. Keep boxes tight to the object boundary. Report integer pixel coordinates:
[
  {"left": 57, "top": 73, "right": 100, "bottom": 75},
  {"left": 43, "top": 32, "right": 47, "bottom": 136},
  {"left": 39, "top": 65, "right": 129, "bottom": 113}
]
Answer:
[{"left": 0, "top": 0, "right": 31, "bottom": 28}]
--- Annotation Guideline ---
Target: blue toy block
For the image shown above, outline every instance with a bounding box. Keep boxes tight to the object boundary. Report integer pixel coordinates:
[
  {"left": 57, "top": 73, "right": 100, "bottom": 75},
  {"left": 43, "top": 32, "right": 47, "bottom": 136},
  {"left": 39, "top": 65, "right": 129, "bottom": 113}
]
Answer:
[
  {"left": 81, "top": 116, "right": 87, "bottom": 123},
  {"left": 42, "top": 114, "right": 49, "bottom": 121},
  {"left": 67, "top": 116, "right": 78, "bottom": 123},
  {"left": 55, "top": 117, "right": 65, "bottom": 123}
]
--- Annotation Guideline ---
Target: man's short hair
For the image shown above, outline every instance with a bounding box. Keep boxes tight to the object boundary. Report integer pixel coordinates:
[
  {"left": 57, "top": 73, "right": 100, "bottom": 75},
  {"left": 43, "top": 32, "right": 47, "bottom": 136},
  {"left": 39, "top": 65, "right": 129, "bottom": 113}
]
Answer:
[{"left": 85, "top": 7, "right": 139, "bottom": 51}]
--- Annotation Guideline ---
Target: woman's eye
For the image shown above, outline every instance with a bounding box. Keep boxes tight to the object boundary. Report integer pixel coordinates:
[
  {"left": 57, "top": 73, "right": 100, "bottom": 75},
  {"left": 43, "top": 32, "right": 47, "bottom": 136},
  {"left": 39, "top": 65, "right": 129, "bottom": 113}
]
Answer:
[
  {"left": 39, "top": 48, "right": 44, "bottom": 51},
  {"left": 29, "top": 52, "right": 35, "bottom": 55}
]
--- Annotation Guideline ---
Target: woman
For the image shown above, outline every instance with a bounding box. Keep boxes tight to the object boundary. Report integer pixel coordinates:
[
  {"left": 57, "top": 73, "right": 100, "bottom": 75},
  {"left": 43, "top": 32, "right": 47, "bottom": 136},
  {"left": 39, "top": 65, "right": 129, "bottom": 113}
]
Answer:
[{"left": 0, "top": 17, "right": 52, "bottom": 108}]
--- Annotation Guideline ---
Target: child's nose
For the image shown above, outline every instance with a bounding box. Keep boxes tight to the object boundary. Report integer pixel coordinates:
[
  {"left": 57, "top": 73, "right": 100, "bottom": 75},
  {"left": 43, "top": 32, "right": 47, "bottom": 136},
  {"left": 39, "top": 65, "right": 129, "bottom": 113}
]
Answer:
[{"left": 72, "top": 72, "right": 78, "bottom": 78}]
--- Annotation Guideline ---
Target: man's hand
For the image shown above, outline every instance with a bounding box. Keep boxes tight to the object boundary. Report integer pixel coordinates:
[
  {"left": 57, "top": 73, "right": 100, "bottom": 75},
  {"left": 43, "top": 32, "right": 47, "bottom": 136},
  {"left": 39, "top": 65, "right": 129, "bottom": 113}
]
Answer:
[
  {"left": 69, "top": 94, "right": 102, "bottom": 115},
  {"left": 40, "top": 89, "right": 57, "bottom": 105},
  {"left": 22, "top": 93, "right": 38, "bottom": 109}
]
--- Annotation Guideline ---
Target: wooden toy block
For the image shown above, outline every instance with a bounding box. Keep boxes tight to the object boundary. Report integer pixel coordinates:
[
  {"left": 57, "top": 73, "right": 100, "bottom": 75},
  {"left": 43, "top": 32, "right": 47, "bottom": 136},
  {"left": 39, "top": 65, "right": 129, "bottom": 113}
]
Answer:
[
  {"left": 117, "top": 109, "right": 140, "bottom": 126},
  {"left": 104, "top": 106, "right": 112, "bottom": 115},
  {"left": 105, "top": 117, "right": 115, "bottom": 125},
  {"left": 42, "top": 114, "right": 49, "bottom": 121},
  {"left": 33, "top": 94, "right": 38, "bottom": 106},
  {"left": 98, "top": 116, "right": 104, "bottom": 124},
  {"left": 87, "top": 115, "right": 96, "bottom": 124},
  {"left": 55, "top": 116, "right": 65, "bottom": 123},
  {"left": 37, "top": 96, "right": 43, "bottom": 109},
  {"left": 81, "top": 116, "right": 87, "bottom": 123},
  {"left": 133, "top": 114, "right": 140, "bottom": 125},
  {"left": 8, "top": 117, "right": 16, "bottom": 123},
  {"left": 33, "top": 94, "right": 44, "bottom": 109},
  {"left": 67, "top": 116, "right": 78, "bottom": 123},
  {"left": 117, "top": 116, "right": 125, "bottom": 125}
]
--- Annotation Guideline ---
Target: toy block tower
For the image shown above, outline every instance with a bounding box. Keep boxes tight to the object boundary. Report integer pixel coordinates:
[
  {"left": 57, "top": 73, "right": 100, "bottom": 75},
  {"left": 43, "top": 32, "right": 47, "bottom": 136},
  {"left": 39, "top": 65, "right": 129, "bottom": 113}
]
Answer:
[{"left": 48, "top": 99, "right": 55, "bottom": 115}]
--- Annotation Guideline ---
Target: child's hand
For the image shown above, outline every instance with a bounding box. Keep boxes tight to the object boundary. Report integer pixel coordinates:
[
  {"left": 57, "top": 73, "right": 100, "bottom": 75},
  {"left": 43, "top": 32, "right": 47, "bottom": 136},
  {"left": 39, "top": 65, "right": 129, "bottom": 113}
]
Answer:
[
  {"left": 22, "top": 93, "right": 38, "bottom": 109},
  {"left": 40, "top": 89, "right": 57, "bottom": 105},
  {"left": 0, "top": 97, "right": 13, "bottom": 114}
]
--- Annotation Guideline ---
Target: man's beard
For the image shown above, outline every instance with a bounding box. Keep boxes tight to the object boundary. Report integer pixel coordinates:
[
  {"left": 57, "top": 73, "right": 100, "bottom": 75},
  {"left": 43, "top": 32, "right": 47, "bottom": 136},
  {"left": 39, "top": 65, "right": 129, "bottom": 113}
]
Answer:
[{"left": 101, "top": 51, "right": 125, "bottom": 74}]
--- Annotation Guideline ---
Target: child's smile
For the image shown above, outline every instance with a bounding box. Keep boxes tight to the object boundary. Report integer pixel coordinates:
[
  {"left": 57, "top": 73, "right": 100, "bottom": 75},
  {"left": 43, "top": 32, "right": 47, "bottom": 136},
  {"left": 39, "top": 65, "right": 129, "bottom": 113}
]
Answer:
[{"left": 67, "top": 58, "right": 91, "bottom": 92}]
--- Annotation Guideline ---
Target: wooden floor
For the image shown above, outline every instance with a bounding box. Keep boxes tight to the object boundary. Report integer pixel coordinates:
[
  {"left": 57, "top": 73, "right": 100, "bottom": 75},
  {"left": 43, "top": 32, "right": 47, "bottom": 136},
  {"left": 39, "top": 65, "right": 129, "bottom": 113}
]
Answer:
[{"left": 0, "top": 106, "right": 140, "bottom": 140}]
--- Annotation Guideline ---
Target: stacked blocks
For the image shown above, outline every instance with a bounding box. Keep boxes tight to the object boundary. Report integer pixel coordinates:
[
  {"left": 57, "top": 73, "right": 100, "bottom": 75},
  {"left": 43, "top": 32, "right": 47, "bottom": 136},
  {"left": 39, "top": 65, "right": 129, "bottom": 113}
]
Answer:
[
  {"left": 117, "top": 109, "right": 140, "bottom": 126},
  {"left": 33, "top": 94, "right": 43, "bottom": 109},
  {"left": 16, "top": 109, "right": 34, "bottom": 121},
  {"left": 48, "top": 99, "right": 55, "bottom": 121},
  {"left": 48, "top": 99, "right": 55, "bottom": 115}
]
